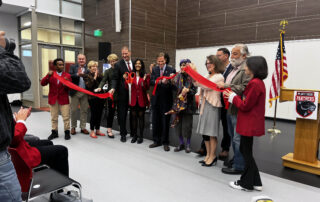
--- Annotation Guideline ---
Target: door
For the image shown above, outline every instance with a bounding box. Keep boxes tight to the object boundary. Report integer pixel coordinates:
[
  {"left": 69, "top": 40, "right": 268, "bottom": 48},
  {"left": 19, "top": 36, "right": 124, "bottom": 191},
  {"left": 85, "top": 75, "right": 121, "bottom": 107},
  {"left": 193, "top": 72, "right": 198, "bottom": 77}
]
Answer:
[
  {"left": 63, "top": 48, "right": 81, "bottom": 73},
  {"left": 39, "top": 45, "right": 60, "bottom": 107}
]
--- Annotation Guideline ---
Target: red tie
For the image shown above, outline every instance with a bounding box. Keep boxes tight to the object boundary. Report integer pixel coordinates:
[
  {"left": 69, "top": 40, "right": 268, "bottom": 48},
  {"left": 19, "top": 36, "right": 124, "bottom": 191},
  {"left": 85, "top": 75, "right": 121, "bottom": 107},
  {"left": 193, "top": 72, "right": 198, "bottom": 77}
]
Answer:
[{"left": 127, "top": 62, "right": 131, "bottom": 72}]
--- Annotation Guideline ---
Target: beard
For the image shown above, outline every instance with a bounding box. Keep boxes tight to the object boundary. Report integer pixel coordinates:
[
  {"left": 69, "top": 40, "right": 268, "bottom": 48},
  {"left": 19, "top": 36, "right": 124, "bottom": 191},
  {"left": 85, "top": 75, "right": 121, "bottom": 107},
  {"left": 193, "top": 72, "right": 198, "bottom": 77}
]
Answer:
[{"left": 230, "top": 57, "right": 245, "bottom": 67}]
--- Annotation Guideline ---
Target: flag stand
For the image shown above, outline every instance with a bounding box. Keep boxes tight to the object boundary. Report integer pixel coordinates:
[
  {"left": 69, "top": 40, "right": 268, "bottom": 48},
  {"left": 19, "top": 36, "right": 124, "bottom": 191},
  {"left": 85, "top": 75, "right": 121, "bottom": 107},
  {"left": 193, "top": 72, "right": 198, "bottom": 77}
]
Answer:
[{"left": 267, "top": 99, "right": 281, "bottom": 138}]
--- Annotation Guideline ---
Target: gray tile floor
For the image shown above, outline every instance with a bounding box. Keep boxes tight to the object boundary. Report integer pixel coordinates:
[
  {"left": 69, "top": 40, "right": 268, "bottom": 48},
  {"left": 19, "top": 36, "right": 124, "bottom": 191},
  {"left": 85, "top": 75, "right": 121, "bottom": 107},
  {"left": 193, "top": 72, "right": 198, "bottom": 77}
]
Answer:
[{"left": 25, "top": 111, "right": 320, "bottom": 202}]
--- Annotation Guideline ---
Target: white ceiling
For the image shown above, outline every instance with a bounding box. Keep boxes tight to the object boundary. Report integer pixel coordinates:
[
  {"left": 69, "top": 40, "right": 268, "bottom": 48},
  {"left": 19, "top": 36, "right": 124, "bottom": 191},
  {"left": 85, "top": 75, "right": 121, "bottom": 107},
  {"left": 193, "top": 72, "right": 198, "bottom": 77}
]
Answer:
[{"left": 0, "top": 3, "right": 28, "bottom": 15}]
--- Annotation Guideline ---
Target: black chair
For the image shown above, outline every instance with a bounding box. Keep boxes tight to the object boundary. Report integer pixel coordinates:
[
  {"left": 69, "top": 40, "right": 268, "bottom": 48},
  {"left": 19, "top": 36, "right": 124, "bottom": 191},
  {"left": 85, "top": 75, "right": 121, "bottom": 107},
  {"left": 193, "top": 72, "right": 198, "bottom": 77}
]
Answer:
[{"left": 8, "top": 147, "right": 82, "bottom": 202}]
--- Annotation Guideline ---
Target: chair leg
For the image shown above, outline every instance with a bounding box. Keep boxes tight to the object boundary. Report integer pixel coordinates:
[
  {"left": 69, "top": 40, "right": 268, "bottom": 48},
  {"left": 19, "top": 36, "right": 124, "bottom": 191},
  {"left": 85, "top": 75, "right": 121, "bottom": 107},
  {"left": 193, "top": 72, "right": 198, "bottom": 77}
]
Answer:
[{"left": 72, "top": 182, "right": 82, "bottom": 201}]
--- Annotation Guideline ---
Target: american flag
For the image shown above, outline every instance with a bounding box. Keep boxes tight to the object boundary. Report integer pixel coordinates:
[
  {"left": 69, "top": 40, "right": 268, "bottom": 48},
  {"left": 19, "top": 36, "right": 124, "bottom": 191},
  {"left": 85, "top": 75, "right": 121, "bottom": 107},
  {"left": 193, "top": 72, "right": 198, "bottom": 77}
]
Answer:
[{"left": 269, "top": 32, "right": 288, "bottom": 107}]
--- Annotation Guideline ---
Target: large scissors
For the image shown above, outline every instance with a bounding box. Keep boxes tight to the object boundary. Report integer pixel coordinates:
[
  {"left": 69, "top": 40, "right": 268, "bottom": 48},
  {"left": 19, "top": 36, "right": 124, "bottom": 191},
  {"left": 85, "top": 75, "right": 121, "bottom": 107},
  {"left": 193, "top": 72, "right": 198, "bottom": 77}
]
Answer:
[{"left": 125, "top": 72, "right": 136, "bottom": 104}]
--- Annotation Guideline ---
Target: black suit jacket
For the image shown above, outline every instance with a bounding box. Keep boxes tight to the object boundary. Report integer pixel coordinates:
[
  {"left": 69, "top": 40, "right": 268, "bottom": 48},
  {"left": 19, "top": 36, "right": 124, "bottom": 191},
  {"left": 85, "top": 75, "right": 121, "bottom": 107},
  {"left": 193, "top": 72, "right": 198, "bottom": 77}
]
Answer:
[
  {"left": 112, "top": 59, "right": 132, "bottom": 102},
  {"left": 150, "top": 65, "right": 176, "bottom": 109},
  {"left": 69, "top": 64, "right": 89, "bottom": 96}
]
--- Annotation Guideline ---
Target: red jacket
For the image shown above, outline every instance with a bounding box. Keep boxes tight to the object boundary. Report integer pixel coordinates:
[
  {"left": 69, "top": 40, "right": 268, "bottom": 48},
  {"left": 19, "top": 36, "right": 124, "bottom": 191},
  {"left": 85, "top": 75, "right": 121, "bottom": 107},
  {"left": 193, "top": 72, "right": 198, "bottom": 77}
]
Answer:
[
  {"left": 126, "top": 75, "right": 150, "bottom": 107},
  {"left": 233, "top": 78, "right": 266, "bottom": 137},
  {"left": 40, "top": 72, "right": 71, "bottom": 105},
  {"left": 11, "top": 122, "right": 41, "bottom": 168}
]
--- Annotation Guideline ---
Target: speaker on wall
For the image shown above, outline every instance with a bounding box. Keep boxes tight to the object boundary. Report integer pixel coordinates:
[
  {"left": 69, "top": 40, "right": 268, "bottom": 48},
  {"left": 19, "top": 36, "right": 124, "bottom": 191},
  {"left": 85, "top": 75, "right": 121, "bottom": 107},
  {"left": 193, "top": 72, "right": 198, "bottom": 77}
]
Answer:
[{"left": 98, "top": 42, "right": 111, "bottom": 61}]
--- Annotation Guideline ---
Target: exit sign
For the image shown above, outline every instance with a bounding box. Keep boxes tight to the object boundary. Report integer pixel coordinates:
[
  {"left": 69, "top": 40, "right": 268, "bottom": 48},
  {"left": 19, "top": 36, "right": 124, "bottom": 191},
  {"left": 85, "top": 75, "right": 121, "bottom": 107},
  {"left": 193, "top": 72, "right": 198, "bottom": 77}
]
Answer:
[{"left": 94, "top": 29, "right": 103, "bottom": 37}]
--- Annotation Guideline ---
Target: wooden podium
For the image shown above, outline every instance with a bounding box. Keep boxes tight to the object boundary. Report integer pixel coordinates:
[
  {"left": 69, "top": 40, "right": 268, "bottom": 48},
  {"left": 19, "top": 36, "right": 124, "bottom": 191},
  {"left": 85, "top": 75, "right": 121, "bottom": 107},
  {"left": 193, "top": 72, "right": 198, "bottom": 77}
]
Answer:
[{"left": 280, "top": 88, "right": 320, "bottom": 175}]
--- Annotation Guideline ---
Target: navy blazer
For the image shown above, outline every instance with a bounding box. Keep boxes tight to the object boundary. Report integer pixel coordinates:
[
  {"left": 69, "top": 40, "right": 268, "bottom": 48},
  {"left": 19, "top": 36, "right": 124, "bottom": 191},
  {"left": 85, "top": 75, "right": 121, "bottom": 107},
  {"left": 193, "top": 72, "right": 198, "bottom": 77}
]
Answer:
[
  {"left": 69, "top": 64, "right": 88, "bottom": 96},
  {"left": 150, "top": 65, "right": 176, "bottom": 109}
]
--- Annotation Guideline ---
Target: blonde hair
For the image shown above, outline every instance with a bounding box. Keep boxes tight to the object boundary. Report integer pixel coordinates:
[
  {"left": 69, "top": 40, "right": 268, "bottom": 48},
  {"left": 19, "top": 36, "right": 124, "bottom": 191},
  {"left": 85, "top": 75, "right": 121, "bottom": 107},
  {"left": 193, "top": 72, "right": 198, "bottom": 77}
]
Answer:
[
  {"left": 107, "top": 53, "right": 119, "bottom": 62},
  {"left": 87, "top": 60, "right": 98, "bottom": 69}
]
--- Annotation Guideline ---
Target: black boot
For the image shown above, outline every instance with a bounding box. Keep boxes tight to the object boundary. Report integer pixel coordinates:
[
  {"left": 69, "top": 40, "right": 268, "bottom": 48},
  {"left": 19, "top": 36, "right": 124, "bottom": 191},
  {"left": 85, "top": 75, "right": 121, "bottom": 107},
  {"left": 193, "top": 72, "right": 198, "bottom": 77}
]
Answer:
[
  {"left": 48, "top": 130, "right": 58, "bottom": 140},
  {"left": 137, "top": 136, "right": 143, "bottom": 144},
  {"left": 131, "top": 136, "right": 137, "bottom": 143},
  {"left": 64, "top": 130, "right": 71, "bottom": 140}
]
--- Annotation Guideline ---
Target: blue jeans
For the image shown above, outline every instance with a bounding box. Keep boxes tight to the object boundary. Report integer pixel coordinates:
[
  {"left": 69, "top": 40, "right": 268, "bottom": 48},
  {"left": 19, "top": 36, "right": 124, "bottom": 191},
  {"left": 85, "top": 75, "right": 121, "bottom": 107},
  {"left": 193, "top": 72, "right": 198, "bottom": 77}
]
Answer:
[
  {"left": 227, "top": 114, "right": 245, "bottom": 171},
  {"left": 0, "top": 149, "right": 22, "bottom": 202}
]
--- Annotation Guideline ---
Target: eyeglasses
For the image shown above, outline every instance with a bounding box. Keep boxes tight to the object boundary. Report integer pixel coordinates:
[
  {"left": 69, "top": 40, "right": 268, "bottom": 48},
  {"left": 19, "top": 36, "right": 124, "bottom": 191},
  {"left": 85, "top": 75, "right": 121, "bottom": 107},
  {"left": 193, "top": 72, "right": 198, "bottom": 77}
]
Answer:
[{"left": 205, "top": 63, "right": 212, "bottom": 66}]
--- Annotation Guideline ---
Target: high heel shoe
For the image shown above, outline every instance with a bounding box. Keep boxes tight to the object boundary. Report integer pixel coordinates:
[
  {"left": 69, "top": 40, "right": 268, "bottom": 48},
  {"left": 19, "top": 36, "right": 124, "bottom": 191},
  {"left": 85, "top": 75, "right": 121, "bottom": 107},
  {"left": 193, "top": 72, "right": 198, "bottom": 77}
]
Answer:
[
  {"left": 198, "top": 160, "right": 206, "bottom": 164},
  {"left": 202, "top": 157, "right": 218, "bottom": 167}
]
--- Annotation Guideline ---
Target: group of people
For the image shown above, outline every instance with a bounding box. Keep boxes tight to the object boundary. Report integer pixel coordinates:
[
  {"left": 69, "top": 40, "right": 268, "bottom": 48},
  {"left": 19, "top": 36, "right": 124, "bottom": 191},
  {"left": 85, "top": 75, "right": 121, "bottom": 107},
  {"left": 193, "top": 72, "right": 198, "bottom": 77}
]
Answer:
[
  {"left": 41, "top": 43, "right": 268, "bottom": 192},
  {"left": 0, "top": 26, "right": 269, "bottom": 201}
]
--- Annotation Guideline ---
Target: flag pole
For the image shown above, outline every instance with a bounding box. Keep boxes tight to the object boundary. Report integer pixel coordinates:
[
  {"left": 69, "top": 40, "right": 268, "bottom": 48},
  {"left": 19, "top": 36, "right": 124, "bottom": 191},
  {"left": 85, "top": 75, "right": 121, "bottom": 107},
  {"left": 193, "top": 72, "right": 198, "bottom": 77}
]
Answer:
[{"left": 268, "top": 20, "right": 288, "bottom": 138}]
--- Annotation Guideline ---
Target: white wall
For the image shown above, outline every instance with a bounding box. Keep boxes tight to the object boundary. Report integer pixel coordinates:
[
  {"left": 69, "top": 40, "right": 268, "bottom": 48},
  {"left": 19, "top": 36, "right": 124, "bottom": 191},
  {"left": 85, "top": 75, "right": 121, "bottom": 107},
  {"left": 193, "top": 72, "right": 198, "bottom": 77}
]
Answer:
[{"left": 176, "top": 39, "right": 320, "bottom": 120}]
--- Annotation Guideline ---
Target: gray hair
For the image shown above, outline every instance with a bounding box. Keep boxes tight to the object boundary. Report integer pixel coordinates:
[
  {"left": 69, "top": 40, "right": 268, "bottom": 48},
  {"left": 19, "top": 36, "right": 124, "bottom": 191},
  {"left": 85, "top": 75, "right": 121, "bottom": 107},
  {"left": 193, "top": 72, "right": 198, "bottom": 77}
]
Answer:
[{"left": 234, "top": 44, "right": 250, "bottom": 56}]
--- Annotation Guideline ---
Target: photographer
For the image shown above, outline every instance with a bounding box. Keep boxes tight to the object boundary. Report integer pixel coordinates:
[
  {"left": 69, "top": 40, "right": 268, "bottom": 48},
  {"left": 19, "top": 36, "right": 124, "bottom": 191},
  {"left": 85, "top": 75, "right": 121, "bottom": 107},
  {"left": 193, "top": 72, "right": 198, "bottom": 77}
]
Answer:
[{"left": 0, "top": 30, "right": 31, "bottom": 201}]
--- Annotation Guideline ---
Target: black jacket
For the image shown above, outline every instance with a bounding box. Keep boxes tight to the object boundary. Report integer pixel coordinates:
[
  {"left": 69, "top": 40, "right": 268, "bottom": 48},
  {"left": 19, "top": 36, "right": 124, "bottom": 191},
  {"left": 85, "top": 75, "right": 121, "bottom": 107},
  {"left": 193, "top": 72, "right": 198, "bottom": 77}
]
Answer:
[
  {"left": 150, "top": 65, "right": 176, "bottom": 110},
  {"left": 69, "top": 64, "right": 89, "bottom": 96},
  {"left": 0, "top": 47, "right": 31, "bottom": 151},
  {"left": 112, "top": 59, "right": 132, "bottom": 102}
]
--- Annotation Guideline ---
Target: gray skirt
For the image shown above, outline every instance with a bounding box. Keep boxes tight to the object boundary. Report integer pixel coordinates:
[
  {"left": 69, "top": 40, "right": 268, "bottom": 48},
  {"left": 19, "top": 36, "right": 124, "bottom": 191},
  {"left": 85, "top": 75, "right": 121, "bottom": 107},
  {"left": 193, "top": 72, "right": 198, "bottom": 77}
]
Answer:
[{"left": 196, "top": 100, "right": 221, "bottom": 137}]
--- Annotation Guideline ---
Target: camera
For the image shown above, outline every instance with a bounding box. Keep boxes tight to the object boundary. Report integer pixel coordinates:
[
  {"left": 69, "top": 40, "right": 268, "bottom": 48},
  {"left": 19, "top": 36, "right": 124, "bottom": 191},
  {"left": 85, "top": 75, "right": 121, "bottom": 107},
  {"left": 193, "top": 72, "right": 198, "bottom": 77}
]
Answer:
[{"left": 5, "top": 38, "right": 16, "bottom": 54}]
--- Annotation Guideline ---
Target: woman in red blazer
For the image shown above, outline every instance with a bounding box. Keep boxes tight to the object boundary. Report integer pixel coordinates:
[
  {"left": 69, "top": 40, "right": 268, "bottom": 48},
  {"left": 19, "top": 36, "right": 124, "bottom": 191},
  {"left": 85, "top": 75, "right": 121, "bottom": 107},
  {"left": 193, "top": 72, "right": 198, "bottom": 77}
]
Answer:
[
  {"left": 125, "top": 59, "right": 150, "bottom": 144},
  {"left": 224, "top": 56, "right": 268, "bottom": 191},
  {"left": 40, "top": 58, "right": 72, "bottom": 141},
  {"left": 11, "top": 107, "right": 69, "bottom": 177}
]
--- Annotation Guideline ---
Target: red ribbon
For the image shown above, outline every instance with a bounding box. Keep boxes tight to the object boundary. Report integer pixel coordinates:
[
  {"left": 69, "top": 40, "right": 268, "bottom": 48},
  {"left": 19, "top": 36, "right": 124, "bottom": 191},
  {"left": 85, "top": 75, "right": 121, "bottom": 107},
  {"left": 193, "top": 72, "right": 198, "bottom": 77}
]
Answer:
[
  {"left": 152, "top": 73, "right": 178, "bottom": 95},
  {"left": 53, "top": 72, "right": 113, "bottom": 99},
  {"left": 151, "top": 65, "right": 231, "bottom": 109},
  {"left": 182, "top": 65, "right": 231, "bottom": 109}
]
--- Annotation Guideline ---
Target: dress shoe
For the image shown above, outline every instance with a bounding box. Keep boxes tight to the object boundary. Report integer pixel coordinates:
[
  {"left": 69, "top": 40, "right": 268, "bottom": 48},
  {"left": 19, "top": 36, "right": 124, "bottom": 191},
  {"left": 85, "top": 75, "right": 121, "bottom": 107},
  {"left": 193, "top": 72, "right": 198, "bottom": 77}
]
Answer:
[
  {"left": 185, "top": 145, "right": 191, "bottom": 153},
  {"left": 96, "top": 131, "right": 106, "bottom": 136},
  {"left": 222, "top": 167, "right": 243, "bottom": 175},
  {"left": 202, "top": 157, "right": 218, "bottom": 167},
  {"left": 120, "top": 136, "right": 126, "bottom": 142},
  {"left": 137, "top": 138, "right": 143, "bottom": 144},
  {"left": 174, "top": 144, "right": 185, "bottom": 152},
  {"left": 196, "top": 148, "right": 206, "bottom": 157},
  {"left": 107, "top": 130, "right": 114, "bottom": 138},
  {"left": 229, "top": 181, "right": 252, "bottom": 191},
  {"left": 131, "top": 137, "right": 137, "bottom": 143},
  {"left": 71, "top": 127, "right": 76, "bottom": 135},
  {"left": 163, "top": 145, "right": 170, "bottom": 152},
  {"left": 218, "top": 150, "right": 229, "bottom": 160},
  {"left": 48, "top": 130, "right": 58, "bottom": 140},
  {"left": 90, "top": 132, "right": 98, "bottom": 139},
  {"left": 81, "top": 128, "right": 89, "bottom": 135},
  {"left": 198, "top": 160, "right": 206, "bottom": 164},
  {"left": 64, "top": 130, "right": 71, "bottom": 140},
  {"left": 149, "top": 143, "right": 161, "bottom": 148},
  {"left": 223, "top": 158, "right": 233, "bottom": 168}
]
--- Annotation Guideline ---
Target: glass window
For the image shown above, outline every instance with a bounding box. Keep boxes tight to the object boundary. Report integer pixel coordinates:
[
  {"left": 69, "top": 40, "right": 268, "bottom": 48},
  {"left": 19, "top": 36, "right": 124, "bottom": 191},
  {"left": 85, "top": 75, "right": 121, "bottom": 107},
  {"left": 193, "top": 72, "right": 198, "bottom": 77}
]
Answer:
[
  {"left": 20, "top": 13, "right": 31, "bottom": 29},
  {"left": 37, "top": 13, "right": 59, "bottom": 30},
  {"left": 62, "top": 1, "right": 82, "bottom": 19},
  {"left": 36, "top": 0, "right": 60, "bottom": 14},
  {"left": 21, "top": 29, "right": 31, "bottom": 43},
  {"left": 61, "top": 18, "right": 83, "bottom": 32},
  {"left": 62, "top": 32, "right": 82, "bottom": 46},
  {"left": 21, "top": 44, "right": 34, "bottom": 101},
  {"left": 38, "top": 29, "right": 60, "bottom": 44}
]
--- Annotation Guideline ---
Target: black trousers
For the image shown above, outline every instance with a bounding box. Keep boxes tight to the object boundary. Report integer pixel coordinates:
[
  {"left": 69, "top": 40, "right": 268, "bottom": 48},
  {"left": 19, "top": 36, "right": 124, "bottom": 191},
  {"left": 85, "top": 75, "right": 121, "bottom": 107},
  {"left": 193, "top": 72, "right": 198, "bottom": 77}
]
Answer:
[
  {"left": 117, "top": 100, "right": 129, "bottom": 136},
  {"left": 220, "top": 107, "right": 230, "bottom": 151},
  {"left": 105, "top": 98, "right": 116, "bottom": 128},
  {"left": 130, "top": 104, "right": 146, "bottom": 138},
  {"left": 88, "top": 98, "right": 104, "bottom": 130},
  {"left": 238, "top": 135, "right": 262, "bottom": 190},
  {"left": 28, "top": 140, "right": 69, "bottom": 177},
  {"left": 152, "top": 104, "right": 171, "bottom": 145}
]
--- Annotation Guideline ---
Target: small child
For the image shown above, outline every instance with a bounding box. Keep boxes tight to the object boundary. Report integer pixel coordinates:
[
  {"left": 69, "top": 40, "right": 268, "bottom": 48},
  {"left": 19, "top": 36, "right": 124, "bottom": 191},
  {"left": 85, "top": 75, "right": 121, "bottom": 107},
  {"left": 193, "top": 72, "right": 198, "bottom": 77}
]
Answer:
[{"left": 224, "top": 56, "right": 268, "bottom": 191}]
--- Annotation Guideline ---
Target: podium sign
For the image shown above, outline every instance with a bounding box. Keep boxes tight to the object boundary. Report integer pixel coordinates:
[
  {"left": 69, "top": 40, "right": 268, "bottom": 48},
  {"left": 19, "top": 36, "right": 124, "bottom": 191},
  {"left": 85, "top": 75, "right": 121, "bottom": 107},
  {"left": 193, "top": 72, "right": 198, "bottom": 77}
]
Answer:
[{"left": 294, "top": 91, "right": 318, "bottom": 120}]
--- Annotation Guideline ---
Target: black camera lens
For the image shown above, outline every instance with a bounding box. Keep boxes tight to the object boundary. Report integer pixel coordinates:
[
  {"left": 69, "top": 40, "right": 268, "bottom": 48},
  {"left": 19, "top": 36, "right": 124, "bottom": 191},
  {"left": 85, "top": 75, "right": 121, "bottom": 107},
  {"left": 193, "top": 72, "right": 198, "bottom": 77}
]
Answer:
[{"left": 5, "top": 38, "right": 16, "bottom": 54}]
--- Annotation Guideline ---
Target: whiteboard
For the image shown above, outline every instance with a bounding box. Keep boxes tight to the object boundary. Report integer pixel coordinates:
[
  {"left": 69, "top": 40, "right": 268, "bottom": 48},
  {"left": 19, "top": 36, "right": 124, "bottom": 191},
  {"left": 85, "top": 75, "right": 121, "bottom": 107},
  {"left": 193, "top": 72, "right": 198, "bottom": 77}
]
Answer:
[{"left": 176, "top": 39, "right": 320, "bottom": 120}]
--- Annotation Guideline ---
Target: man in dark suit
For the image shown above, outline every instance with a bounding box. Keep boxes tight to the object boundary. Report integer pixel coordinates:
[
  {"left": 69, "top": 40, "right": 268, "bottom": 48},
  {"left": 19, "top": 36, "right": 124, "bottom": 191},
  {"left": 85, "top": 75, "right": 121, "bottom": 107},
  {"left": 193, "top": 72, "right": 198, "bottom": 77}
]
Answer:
[
  {"left": 217, "top": 48, "right": 233, "bottom": 160},
  {"left": 149, "top": 52, "right": 176, "bottom": 151},
  {"left": 112, "top": 46, "right": 133, "bottom": 142},
  {"left": 69, "top": 54, "right": 89, "bottom": 135}
]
